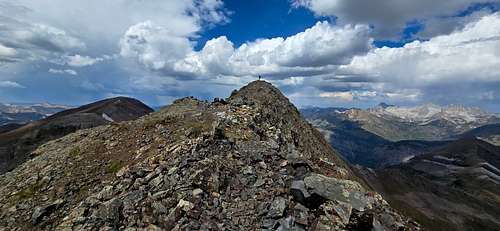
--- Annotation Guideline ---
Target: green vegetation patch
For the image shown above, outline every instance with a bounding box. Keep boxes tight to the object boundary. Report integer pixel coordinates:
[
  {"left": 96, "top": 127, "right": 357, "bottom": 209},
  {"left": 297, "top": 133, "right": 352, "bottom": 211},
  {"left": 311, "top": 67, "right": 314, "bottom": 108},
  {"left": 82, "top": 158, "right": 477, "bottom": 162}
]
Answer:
[
  {"left": 13, "top": 179, "right": 48, "bottom": 200},
  {"left": 69, "top": 146, "right": 81, "bottom": 156},
  {"left": 107, "top": 161, "right": 123, "bottom": 174}
]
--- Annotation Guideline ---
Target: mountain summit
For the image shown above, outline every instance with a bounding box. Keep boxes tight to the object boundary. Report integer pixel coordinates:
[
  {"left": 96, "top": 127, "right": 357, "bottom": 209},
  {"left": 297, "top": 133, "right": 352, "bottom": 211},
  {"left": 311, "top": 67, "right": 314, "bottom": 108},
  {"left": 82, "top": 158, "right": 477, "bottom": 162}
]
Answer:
[
  {"left": 0, "top": 81, "right": 418, "bottom": 230},
  {"left": 0, "top": 97, "right": 153, "bottom": 173}
]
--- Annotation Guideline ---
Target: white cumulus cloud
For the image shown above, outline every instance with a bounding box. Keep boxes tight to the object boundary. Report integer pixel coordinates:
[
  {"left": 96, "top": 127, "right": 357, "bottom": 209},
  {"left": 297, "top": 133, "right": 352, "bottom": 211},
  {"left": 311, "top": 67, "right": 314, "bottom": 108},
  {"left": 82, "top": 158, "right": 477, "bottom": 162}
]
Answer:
[
  {"left": 0, "top": 80, "right": 25, "bottom": 88},
  {"left": 0, "top": 0, "right": 228, "bottom": 66},
  {"left": 319, "top": 91, "right": 354, "bottom": 101},
  {"left": 292, "top": 0, "right": 498, "bottom": 38},
  {"left": 122, "top": 21, "right": 372, "bottom": 79},
  {"left": 0, "top": 43, "right": 16, "bottom": 57},
  {"left": 120, "top": 21, "right": 194, "bottom": 72},
  {"left": 341, "top": 13, "right": 500, "bottom": 86},
  {"left": 49, "top": 68, "right": 78, "bottom": 76},
  {"left": 64, "top": 55, "right": 107, "bottom": 67}
]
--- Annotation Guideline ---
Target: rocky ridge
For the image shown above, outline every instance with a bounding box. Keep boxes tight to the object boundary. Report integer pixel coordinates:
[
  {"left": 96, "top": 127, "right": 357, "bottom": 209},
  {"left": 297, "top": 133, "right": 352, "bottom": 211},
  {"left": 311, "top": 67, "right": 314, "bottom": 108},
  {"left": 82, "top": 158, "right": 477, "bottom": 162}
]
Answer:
[
  {"left": 458, "top": 123, "right": 500, "bottom": 146},
  {"left": 0, "top": 81, "right": 418, "bottom": 230}
]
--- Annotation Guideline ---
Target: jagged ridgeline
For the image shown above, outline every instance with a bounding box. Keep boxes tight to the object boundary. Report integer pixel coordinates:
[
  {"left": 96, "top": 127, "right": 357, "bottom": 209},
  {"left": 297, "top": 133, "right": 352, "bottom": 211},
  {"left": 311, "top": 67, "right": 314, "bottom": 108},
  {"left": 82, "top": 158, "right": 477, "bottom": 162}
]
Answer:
[{"left": 0, "top": 81, "right": 419, "bottom": 230}]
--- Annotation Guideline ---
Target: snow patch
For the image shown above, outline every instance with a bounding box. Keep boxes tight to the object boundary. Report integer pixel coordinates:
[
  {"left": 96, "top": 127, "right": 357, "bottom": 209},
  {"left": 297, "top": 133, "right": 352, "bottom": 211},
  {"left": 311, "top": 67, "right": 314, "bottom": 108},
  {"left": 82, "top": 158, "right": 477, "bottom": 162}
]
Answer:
[
  {"left": 433, "top": 155, "right": 457, "bottom": 162},
  {"left": 422, "top": 160, "right": 465, "bottom": 171},
  {"left": 102, "top": 113, "right": 114, "bottom": 122},
  {"left": 471, "top": 166, "right": 500, "bottom": 183},
  {"left": 402, "top": 155, "right": 415, "bottom": 163}
]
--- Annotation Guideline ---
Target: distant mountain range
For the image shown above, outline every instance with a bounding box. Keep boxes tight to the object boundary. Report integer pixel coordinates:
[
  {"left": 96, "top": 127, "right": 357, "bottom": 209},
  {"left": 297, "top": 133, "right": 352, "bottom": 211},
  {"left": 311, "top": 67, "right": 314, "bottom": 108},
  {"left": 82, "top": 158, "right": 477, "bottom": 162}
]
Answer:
[
  {"left": 0, "top": 102, "right": 70, "bottom": 116},
  {"left": 370, "top": 103, "right": 497, "bottom": 125},
  {"left": 343, "top": 103, "right": 500, "bottom": 141},
  {"left": 0, "top": 97, "right": 153, "bottom": 173},
  {"left": 0, "top": 103, "right": 71, "bottom": 132},
  {"left": 302, "top": 103, "right": 500, "bottom": 168}
]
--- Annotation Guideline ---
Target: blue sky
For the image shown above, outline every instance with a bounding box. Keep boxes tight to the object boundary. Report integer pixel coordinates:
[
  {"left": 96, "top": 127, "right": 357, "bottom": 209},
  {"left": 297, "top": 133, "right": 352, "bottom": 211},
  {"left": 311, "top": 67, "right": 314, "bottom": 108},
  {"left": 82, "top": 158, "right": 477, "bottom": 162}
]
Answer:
[
  {"left": 1, "top": 0, "right": 500, "bottom": 112},
  {"left": 197, "top": 0, "right": 323, "bottom": 49}
]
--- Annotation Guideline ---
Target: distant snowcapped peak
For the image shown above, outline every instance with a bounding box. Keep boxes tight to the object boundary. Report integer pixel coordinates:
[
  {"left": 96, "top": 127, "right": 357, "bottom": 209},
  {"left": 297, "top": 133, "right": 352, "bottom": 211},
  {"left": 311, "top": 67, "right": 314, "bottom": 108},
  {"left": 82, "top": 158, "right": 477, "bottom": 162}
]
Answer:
[
  {"left": 0, "top": 102, "right": 71, "bottom": 115},
  {"left": 368, "top": 103, "right": 496, "bottom": 124}
]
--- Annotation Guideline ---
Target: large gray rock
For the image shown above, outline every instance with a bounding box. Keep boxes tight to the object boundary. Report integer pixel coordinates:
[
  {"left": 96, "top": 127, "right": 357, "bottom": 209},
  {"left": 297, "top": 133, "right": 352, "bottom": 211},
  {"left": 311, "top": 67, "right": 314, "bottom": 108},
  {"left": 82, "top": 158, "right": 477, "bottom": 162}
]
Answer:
[
  {"left": 303, "top": 173, "right": 373, "bottom": 211},
  {"left": 98, "top": 198, "right": 123, "bottom": 227},
  {"left": 290, "top": 180, "right": 310, "bottom": 204},
  {"left": 31, "top": 199, "right": 64, "bottom": 225},
  {"left": 268, "top": 197, "right": 287, "bottom": 218}
]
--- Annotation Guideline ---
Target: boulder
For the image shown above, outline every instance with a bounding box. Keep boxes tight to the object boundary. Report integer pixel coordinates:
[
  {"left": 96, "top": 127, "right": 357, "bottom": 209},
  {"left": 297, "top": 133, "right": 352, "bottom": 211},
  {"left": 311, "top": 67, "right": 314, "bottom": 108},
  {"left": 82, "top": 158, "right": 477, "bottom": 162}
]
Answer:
[
  {"left": 267, "top": 197, "right": 287, "bottom": 218},
  {"left": 303, "top": 173, "right": 371, "bottom": 210},
  {"left": 31, "top": 199, "right": 64, "bottom": 225},
  {"left": 98, "top": 198, "right": 123, "bottom": 227}
]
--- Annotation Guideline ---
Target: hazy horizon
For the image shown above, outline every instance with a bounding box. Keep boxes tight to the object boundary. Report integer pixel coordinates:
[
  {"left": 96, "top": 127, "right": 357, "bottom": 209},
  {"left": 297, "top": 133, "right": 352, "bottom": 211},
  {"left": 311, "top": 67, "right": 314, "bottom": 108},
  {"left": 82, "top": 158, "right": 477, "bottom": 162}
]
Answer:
[{"left": 3, "top": 95, "right": 500, "bottom": 114}]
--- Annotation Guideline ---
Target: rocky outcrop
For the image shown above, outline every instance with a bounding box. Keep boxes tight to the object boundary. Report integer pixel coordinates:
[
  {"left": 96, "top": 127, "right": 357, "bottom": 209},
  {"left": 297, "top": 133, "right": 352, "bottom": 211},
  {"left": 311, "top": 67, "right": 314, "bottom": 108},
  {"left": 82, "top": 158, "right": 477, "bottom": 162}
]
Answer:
[{"left": 0, "top": 81, "right": 418, "bottom": 230}]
